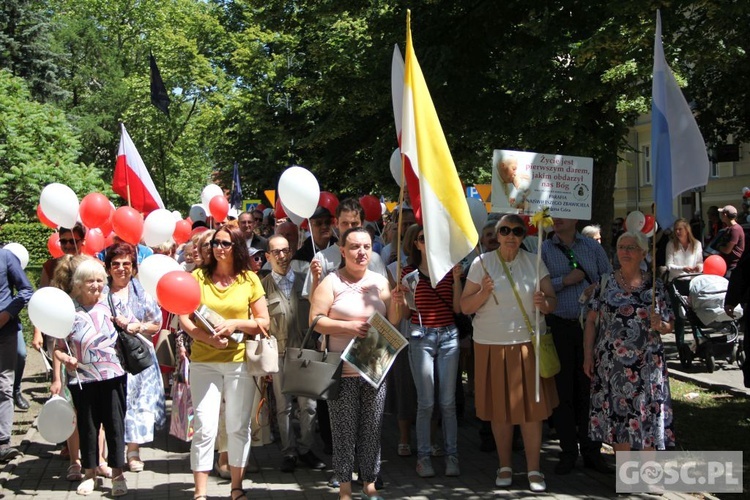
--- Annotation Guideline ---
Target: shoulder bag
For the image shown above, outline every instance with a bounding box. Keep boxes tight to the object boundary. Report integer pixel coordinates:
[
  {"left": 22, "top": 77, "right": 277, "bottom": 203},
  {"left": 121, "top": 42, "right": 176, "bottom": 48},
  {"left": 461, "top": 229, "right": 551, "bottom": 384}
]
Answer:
[
  {"left": 281, "top": 315, "right": 343, "bottom": 400},
  {"left": 499, "top": 253, "right": 560, "bottom": 378},
  {"left": 107, "top": 293, "right": 154, "bottom": 375},
  {"left": 245, "top": 322, "right": 279, "bottom": 376}
]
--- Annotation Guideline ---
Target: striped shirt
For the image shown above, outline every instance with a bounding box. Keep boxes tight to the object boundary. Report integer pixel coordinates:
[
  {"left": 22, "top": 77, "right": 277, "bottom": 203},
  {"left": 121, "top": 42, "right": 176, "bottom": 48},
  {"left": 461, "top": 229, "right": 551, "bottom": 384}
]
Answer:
[{"left": 402, "top": 265, "right": 455, "bottom": 327}]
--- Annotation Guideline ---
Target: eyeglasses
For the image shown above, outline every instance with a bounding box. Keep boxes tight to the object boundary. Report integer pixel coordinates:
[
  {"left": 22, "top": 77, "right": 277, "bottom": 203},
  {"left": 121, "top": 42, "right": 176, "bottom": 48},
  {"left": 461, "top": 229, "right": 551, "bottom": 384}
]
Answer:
[
  {"left": 269, "top": 248, "right": 290, "bottom": 257},
  {"left": 253, "top": 217, "right": 262, "bottom": 223},
  {"left": 110, "top": 261, "right": 133, "bottom": 268},
  {"left": 60, "top": 238, "right": 82, "bottom": 245},
  {"left": 211, "top": 240, "right": 233, "bottom": 249},
  {"left": 417, "top": 235, "right": 425, "bottom": 243},
  {"left": 617, "top": 245, "right": 640, "bottom": 252},
  {"left": 498, "top": 226, "right": 525, "bottom": 237}
]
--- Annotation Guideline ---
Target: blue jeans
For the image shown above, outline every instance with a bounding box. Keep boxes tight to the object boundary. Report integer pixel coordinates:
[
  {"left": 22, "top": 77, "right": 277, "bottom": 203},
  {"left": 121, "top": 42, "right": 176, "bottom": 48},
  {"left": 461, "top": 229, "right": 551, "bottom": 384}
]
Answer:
[{"left": 408, "top": 324, "right": 459, "bottom": 458}]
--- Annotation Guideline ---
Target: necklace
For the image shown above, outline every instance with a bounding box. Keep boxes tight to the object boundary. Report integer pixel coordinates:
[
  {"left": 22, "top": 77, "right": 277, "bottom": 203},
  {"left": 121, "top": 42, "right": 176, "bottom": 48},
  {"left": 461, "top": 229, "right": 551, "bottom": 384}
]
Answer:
[{"left": 617, "top": 270, "right": 644, "bottom": 292}]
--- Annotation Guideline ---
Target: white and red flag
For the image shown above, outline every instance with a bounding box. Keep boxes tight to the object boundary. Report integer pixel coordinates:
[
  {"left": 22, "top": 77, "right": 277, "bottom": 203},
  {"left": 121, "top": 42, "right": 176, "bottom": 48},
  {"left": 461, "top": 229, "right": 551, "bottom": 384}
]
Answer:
[{"left": 113, "top": 123, "right": 165, "bottom": 213}]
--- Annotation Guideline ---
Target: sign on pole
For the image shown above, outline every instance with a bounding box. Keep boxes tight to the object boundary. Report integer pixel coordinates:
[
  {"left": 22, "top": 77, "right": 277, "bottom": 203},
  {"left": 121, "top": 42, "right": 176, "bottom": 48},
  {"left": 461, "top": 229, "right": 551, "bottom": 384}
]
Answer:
[{"left": 491, "top": 149, "right": 593, "bottom": 220}]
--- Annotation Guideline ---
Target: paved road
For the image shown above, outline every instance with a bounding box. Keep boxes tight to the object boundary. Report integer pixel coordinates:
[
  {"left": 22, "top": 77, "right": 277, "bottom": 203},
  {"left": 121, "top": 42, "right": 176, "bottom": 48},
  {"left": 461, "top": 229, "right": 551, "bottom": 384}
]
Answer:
[{"left": 1, "top": 332, "right": 743, "bottom": 499}]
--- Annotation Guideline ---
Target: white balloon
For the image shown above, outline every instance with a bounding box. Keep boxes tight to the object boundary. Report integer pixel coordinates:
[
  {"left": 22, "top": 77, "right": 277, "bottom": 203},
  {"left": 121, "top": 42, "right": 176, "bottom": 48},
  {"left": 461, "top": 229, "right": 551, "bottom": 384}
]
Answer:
[
  {"left": 38, "top": 395, "right": 76, "bottom": 443},
  {"left": 466, "top": 198, "right": 488, "bottom": 235},
  {"left": 643, "top": 220, "right": 659, "bottom": 238},
  {"left": 171, "top": 210, "right": 182, "bottom": 221},
  {"left": 201, "top": 184, "right": 224, "bottom": 207},
  {"left": 278, "top": 166, "right": 320, "bottom": 219},
  {"left": 3, "top": 243, "right": 29, "bottom": 269},
  {"left": 138, "top": 254, "right": 182, "bottom": 299},
  {"left": 189, "top": 204, "right": 207, "bottom": 223},
  {"left": 280, "top": 199, "right": 305, "bottom": 226},
  {"left": 28, "top": 287, "right": 76, "bottom": 339},
  {"left": 625, "top": 211, "right": 646, "bottom": 232},
  {"left": 143, "top": 209, "right": 177, "bottom": 247},
  {"left": 40, "top": 183, "right": 79, "bottom": 228},
  {"left": 390, "top": 148, "right": 403, "bottom": 187}
]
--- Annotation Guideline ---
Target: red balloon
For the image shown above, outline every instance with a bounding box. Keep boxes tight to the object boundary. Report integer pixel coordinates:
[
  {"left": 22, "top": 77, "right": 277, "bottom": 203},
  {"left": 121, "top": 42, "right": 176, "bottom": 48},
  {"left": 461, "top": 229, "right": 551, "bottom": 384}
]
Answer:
[
  {"left": 275, "top": 199, "right": 287, "bottom": 219},
  {"left": 319, "top": 191, "right": 339, "bottom": 216},
  {"left": 641, "top": 214, "right": 655, "bottom": 235},
  {"left": 83, "top": 228, "right": 106, "bottom": 255},
  {"left": 47, "top": 233, "right": 64, "bottom": 258},
  {"left": 104, "top": 232, "right": 116, "bottom": 248},
  {"left": 112, "top": 206, "right": 144, "bottom": 245},
  {"left": 703, "top": 255, "right": 727, "bottom": 277},
  {"left": 209, "top": 195, "right": 229, "bottom": 222},
  {"left": 79, "top": 193, "right": 112, "bottom": 229},
  {"left": 359, "top": 195, "right": 381, "bottom": 222},
  {"left": 156, "top": 271, "right": 201, "bottom": 315},
  {"left": 99, "top": 212, "right": 113, "bottom": 237},
  {"left": 37, "top": 204, "right": 56, "bottom": 229},
  {"left": 173, "top": 219, "right": 192, "bottom": 245}
]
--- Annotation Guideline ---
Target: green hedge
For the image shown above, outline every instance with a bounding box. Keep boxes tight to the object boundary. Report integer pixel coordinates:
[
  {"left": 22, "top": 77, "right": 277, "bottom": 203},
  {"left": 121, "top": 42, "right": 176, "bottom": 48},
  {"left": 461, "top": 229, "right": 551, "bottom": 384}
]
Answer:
[{"left": 0, "top": 222, "right": 53, "bottom": 267}]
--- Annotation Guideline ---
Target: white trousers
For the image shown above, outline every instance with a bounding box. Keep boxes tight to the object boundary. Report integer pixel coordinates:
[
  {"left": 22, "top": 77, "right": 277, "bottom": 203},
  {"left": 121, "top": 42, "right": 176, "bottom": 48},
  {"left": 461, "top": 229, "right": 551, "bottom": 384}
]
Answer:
[{"left": 189, "top": 362, "right": 254, "bottom": 471}]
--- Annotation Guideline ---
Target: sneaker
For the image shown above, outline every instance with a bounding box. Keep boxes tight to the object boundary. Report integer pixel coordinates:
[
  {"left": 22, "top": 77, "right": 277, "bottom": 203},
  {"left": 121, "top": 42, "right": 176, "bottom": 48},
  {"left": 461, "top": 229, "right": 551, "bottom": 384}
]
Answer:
[
  {"left": 0, "top": 446, "right": 21, "bottom": 463},
  {"left": 430, "top": 444, "right": 444, "bottom": 457},
  {"left": 416, "top": 456, "right": 435, "bottom": 478},
  {"left": 445, "top": 455, "right": 460, "bottom": 477}
]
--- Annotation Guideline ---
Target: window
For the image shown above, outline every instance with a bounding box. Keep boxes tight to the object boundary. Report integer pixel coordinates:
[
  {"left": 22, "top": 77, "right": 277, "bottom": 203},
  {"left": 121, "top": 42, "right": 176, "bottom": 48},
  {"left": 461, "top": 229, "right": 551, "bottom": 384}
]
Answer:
[{"left": 642, "top": 144, "right": 652, "bottom": 185}]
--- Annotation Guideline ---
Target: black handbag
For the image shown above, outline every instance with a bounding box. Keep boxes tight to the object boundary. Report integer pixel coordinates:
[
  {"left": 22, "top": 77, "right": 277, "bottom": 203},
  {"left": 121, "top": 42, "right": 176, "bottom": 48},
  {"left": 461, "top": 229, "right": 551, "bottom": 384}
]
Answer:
[
  {"left": 108, "top": 293, "right": 154, "bottom": 375},
  {"left": 281, "top": 315, "right": 343, "bottom": 400}
]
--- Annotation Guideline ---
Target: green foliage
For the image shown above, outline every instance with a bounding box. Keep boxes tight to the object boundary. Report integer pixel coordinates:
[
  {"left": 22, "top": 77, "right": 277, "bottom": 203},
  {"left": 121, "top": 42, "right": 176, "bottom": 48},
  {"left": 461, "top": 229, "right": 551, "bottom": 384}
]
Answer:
[
  {"left": 0, "top": 70, "right": 110, "bottom": 224},
  {"left": 0, "top": 223, "right": 54, "bottom": 267}
]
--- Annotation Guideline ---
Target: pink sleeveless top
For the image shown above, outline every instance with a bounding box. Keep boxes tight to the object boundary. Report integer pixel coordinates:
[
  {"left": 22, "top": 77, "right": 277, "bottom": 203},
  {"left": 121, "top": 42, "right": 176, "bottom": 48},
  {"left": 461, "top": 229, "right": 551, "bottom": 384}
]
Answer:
[{"left": 327, "top": 270, "right": 387, "bottom": 377}]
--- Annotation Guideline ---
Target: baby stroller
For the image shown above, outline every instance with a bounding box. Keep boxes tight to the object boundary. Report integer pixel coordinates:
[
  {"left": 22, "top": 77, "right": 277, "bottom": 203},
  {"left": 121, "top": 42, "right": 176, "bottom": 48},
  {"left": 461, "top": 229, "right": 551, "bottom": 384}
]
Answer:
[{"left": 670, "top": 274, "right": 745, "bottom": 373}]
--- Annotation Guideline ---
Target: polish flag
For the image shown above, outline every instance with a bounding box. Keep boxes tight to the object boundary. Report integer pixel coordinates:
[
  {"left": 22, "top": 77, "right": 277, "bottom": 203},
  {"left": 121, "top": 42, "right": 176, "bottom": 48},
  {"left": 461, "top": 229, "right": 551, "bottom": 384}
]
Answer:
[{"left": 113, "top": 124, "right": 165, "bottom": 213}]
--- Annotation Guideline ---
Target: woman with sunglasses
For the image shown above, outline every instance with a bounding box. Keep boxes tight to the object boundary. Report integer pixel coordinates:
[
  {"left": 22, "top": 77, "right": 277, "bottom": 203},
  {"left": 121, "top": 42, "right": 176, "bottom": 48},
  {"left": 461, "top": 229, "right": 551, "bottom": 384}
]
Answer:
[
  {"left": 104, "top": 243, "right": 165, "bottom": 474},
  {"left": 179, "top": 225, "right": 269, "bottom": 500},
  {"left": 398, "top": 224, "right": 463, "bottom": 478},
  {"left": 583, "top": 231, "right": 675, "bottom": 454},
  {"left": 460, "top": 214, "right": 558, "bottom": 492}
]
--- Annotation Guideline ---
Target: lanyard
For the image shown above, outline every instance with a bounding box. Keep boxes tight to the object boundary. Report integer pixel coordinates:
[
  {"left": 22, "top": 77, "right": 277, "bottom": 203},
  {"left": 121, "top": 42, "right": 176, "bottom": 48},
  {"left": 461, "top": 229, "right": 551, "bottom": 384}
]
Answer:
[{"left": 497, "top": 250, "right": 534, "bottom": 336}]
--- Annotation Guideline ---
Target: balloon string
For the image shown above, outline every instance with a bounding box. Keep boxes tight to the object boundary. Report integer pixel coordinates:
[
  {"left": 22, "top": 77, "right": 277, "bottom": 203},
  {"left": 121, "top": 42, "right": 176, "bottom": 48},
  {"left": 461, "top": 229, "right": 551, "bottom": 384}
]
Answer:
[
  {"left": 308, "top": 219, "right": 318, "bottom": 255},
  {"left": 64, "top": 339, "right": 83, "bottom": 390}
]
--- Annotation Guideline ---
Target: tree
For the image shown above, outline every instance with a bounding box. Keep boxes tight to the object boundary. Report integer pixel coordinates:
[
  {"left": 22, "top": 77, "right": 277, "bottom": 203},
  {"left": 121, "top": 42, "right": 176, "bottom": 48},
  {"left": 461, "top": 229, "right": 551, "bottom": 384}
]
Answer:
[{"left": 0, "top": 69, "right": 109, "bottom": 224}]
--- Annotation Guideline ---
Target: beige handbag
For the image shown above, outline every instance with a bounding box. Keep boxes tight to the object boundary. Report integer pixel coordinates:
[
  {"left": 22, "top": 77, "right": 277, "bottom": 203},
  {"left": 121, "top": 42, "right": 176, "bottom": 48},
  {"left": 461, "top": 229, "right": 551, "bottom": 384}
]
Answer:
[{"left": 245, "top": 324, "right": 279, "bottom": 376}]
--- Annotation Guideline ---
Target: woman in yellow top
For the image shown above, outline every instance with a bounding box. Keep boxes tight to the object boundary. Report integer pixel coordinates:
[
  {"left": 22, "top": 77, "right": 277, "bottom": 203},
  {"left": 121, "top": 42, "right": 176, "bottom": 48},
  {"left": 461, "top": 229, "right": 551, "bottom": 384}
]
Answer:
[{"left": 179, "top": 226, "right": 269, "bottom": 500}]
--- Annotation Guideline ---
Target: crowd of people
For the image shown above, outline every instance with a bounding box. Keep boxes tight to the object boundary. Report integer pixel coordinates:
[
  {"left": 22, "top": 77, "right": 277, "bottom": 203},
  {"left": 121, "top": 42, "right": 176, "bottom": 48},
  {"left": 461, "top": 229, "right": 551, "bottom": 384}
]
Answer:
[{"left": 1, "top": 196, "right": 749, "bottom": 499}]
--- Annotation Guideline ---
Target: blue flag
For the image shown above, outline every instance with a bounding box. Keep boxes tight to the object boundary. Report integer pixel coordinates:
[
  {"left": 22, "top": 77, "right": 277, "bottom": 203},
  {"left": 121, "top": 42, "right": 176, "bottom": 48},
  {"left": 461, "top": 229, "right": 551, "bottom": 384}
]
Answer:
[
  {"left": 651, "top": 10, "right": 709, "bottom": 229},
  {"left": 230, "top": 162, "right": 243, "bottom": 209}
]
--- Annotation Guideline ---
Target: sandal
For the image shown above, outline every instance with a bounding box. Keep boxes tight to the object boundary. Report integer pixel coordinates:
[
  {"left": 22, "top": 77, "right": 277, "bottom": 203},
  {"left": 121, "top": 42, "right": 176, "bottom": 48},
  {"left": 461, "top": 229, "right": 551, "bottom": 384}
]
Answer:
[
  {"left": 231, "top": 487, "right": 248, "bottom": 500},
  {"left": 76, "top": 477, "right": 97, "bottom": 496},
  {"left": 193, "top": 496, "right": 207, "bottom": 500},
  {"left": 66, "top": 463, "right": 83, "bottom": 481},
  {"left": 95, "top": 463, "right": 112, "bottom": 478},
  {"left": 111, "top": 474, "right": 128, "bottom": 497},
  {"left": 127, "top": 450, "right": 145, "bottom": 472}
]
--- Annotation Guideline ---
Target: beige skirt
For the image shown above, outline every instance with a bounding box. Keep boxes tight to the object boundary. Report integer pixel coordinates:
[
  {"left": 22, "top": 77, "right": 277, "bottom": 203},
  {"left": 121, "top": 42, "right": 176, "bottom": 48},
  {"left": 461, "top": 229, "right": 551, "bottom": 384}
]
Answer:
[{"left": 474, "top": 342, "right": 559, "bottom": 424}]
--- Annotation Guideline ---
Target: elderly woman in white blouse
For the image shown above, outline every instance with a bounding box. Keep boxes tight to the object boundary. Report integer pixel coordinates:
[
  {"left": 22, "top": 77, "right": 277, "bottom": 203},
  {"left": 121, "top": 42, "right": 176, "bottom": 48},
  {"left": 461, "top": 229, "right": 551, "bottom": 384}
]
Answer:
[{"left": 665, "top": 217, "right": 703, "bottom": 349}]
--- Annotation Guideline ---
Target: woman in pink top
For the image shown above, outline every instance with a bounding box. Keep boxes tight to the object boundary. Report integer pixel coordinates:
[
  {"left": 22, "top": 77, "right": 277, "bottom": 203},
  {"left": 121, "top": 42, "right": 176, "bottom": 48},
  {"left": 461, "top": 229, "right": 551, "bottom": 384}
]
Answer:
[{"left": 310, "top": 227, "right": 402, "bottom": 500}]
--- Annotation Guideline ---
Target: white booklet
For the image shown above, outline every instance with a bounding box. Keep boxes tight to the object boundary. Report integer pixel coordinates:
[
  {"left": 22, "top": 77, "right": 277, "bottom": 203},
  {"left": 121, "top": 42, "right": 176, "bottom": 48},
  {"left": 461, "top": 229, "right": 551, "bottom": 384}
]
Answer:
[
  {"left": 401, "top": 268, "right": 420, "bottom": 311},
  {"left": 194, "top": 304, "right": 244, "bottom": 344},
  {"left": 341, "top": 311, "right": 408, "bottom": 389}
]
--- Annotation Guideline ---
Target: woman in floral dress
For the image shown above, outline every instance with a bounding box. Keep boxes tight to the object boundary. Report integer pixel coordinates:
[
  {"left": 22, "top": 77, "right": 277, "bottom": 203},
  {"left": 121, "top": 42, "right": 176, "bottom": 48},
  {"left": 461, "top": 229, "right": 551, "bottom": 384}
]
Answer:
[{"left": 583, "top": 231, "right": 675, "bottom": 451}]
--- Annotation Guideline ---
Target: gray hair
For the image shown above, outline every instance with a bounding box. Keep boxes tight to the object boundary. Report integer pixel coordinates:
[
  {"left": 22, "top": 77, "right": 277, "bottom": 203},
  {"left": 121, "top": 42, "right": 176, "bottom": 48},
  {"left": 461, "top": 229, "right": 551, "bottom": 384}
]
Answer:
[
  {"left": 617, "top": 231, "right": 648, "bottom": 252},
  {"left": 70, "top": 258, "right": 107, "bottom": 301},
  {"left": 581, "top": 224, "right": 601, "bottom": 239}
]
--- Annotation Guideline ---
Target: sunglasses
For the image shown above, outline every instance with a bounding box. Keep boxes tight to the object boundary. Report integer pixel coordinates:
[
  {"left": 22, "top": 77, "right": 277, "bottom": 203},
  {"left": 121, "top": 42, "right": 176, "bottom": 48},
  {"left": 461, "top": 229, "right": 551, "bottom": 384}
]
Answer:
[
  {"left": 498, "top": 226, "right": 525, "bottom": 237},
  {"left": 211, "top": 240, "right": 233, "bottom": 249},
  {"left": 110, "top": 261, "right": 133, "bottom": 268},
  {"left": 417, "top": 235, "right": 425, "bottom": 243},
  {"left": 253, "top": 217, "right": 262, "bottom": 222},
  {"left": 251, "top": 255, "right": 264, "bottom": 262},
  {"left": 60, "top": 238, "right": 81, "bottom": 245}
]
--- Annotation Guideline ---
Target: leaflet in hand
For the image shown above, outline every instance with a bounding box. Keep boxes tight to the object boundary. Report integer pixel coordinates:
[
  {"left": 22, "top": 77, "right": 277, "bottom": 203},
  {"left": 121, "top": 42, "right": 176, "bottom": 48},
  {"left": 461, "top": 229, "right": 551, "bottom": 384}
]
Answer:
[
  {"left": 401, "top": 269, "right": 420, "bottom": 311},
  {"left": 341, "top": 311, "right": 408, "bottom": 389},
  {"left": 194, "top": 305, "right": 244, "bottom": 343}
]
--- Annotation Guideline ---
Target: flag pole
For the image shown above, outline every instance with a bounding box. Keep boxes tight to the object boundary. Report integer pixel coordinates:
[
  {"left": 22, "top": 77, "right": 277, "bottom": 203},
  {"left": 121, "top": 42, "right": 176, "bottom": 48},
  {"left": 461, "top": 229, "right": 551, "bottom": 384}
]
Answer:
[
  {"left": 476, "top": 248, "right": 499, "bottom": 305},
  {"left": 651, "top": 205, "right": 658, "bottom": 323},
  {"left": 121, "top": 123, "right": 132, "bottom": 207},
  {"left": 534, "top": 217, "right": 542, "bottom": 403},
  {"left": 394, "top": 10, "right": 411, "bottom": 282}
]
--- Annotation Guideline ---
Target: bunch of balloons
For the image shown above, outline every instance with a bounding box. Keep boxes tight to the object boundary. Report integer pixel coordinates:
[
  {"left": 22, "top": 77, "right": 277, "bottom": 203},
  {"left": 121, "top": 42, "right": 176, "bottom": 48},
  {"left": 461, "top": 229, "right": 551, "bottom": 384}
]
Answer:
[{"left": 624, "top": 211, "right": 658, "bottom": 237}]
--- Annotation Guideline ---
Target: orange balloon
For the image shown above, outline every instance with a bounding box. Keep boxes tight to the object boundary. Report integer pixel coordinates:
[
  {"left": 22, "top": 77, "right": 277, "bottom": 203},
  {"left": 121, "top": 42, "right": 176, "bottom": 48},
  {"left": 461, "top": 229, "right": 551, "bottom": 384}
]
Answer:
[
  {"left": 79, "top": 193, "right": 113, "bottom": 229},
  {"left": 112, "top": 206, "right": 144, "bottom": 245},
  {"left": 703, "top": 255, "right": 727, "bottom": 277},
  {"left": 156, "top": 271, "right": 201, "bottom": 315},
  {"left": 47, "top": 233, "right": 64, "bottom": 258}
]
